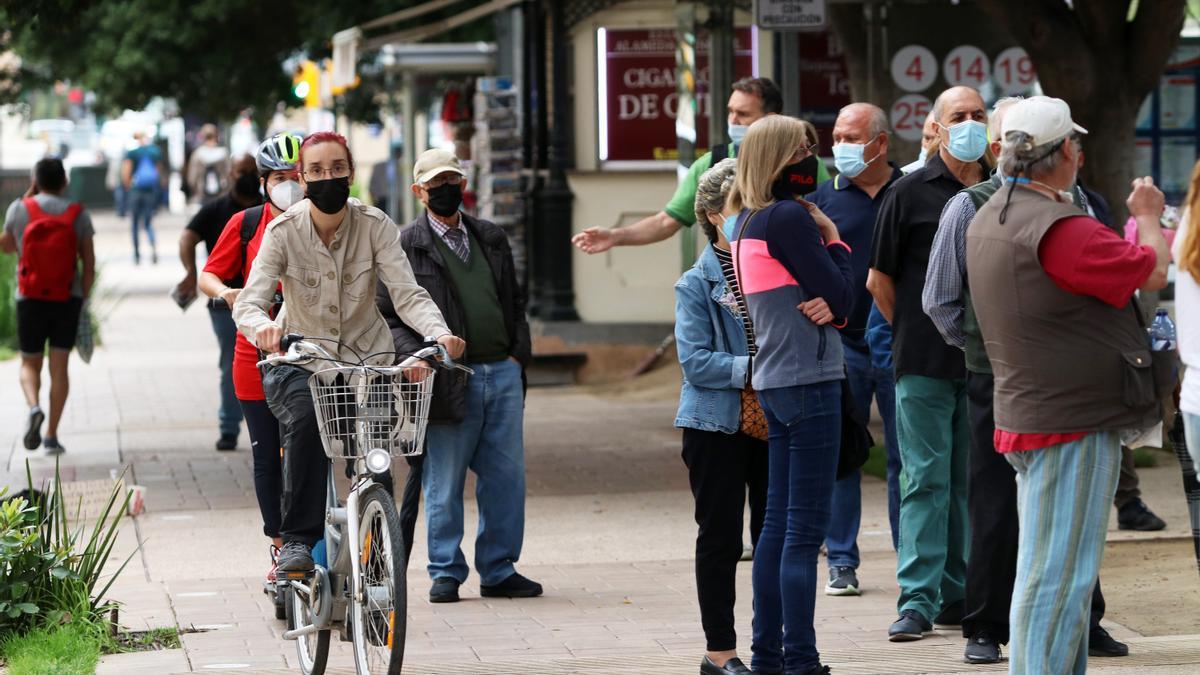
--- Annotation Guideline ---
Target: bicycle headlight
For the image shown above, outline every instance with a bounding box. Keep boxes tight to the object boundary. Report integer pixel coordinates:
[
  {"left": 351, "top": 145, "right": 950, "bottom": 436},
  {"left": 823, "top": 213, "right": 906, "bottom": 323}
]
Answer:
[{"left": 365, "top": 447, "right": 391, "bottom": 474}]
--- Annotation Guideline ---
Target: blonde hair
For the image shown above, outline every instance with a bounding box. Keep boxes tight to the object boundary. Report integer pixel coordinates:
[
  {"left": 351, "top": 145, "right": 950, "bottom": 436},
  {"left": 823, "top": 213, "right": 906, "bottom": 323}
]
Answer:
[
  {"left": 727, "top": 116, "right": 809, "bottom": 212},
  {"left": 1178, "top": 159, "right": 1200, "bottom": 279}
]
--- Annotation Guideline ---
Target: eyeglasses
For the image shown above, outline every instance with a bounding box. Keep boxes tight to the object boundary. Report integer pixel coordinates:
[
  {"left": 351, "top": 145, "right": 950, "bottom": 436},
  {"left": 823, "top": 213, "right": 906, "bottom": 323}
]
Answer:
[
  {"left": 794, "top": 143, "right": 818, "bottom": 161},
  {"left": 302, "top": 164, "right": 350, "bottom": 181},
  {"left": 423, "top": 173, "right": 464, "bottom": 188}
]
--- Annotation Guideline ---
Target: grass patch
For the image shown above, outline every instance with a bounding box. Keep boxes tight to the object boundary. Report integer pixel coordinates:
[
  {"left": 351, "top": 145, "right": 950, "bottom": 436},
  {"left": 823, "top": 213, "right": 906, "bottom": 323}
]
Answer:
[
  {"left": 1133, "top": 446, "right": 1160, "bottom": 468},
  {"left": 862, "top": 444, "right": 888, "bottom": 481},
  {"left": 0, "top": 622, "right": 101, "bottom": 675},
  {"left": 103, "top": 624, "right": 181, "bottom": 653}
]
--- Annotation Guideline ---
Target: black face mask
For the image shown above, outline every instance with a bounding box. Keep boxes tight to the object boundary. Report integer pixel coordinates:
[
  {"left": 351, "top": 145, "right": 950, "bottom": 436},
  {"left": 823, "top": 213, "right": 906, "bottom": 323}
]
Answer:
[
  {"left": 305, "top": 176, "right": 351, "bottom": 215},
  {"left": 772, "top": 155, "right": 820, "bottom": 200},
  {"left": 233, "top": 172, "right": 261, "bottom": 202},
  {"left": 426, "top": 183, "right": 463, "bottom": 218}
]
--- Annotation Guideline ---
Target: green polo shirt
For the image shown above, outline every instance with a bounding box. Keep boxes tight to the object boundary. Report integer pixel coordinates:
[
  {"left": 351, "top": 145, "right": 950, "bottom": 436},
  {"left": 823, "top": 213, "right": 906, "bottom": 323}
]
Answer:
[{"left": 662, "top": 143, "right": 832, "bottom": 226}]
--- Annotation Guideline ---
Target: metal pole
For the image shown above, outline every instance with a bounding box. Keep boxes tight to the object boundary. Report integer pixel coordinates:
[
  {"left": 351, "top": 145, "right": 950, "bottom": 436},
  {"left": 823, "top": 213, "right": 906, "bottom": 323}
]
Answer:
[
  {"left": 401, "top": 70, "right": 417, "bottom": 223},
  {"left": 780, "top": 31, "right": 801, "bottom": 116},
  {"left": 707, "top": 1, "right": 734, "bottom": 154}
]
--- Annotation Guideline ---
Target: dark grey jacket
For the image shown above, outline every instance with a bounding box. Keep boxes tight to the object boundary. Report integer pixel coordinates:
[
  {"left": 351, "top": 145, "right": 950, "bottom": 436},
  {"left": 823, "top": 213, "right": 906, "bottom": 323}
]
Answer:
[{"left": 376, "top": 210, "right": 532, "bottom": 424}]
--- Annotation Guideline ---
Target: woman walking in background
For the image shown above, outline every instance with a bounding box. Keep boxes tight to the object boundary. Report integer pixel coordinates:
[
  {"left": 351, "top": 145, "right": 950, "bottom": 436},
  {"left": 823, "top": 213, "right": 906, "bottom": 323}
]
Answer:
[{"left": 728, "top": 116, "right": 855, "bottom": 675}]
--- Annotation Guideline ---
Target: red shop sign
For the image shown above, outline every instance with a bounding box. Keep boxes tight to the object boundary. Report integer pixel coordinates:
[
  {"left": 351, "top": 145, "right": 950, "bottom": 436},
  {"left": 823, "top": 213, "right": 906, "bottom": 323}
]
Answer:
[{"left": 599, "top": 27, "right": 755, "bottom": 162}]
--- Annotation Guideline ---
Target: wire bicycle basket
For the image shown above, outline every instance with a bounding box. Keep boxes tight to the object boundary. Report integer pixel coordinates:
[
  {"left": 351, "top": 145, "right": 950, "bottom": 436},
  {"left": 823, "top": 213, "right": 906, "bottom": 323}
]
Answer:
[{"left": 308, "top": 365, "right": 435, "bottom": 459}]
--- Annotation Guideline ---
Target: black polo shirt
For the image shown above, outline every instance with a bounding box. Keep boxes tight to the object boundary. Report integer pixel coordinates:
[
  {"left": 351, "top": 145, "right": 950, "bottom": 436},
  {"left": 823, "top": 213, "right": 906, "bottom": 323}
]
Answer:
[
  {"left": 810, "top": 163, "right": 903, "bottom": 352},
  {"left": 870, "top": 152, "right": 987, "bottom": 380},
  {"left": 186, "top": 194, "right": 259, "bottom": 254}
]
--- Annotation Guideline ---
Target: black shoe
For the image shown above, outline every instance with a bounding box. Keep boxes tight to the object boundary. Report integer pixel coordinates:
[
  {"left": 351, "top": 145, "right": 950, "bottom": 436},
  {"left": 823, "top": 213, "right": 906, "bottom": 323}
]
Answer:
[
  {"left": 824, "top": 565, "right": 860, "bottom": 596},
  {"left": 24, "top": 407, "right": 44, "bottom": 450},
  {"left": 276, "top": 542, "right": 314, "bottom": 572},
  {"left": 964, "top": 632, "right": 1001, "bottom": 664},
  {"left": 888, "top": 609, "right": 931, "bottom": 642},
  {"left": 215, "top": 434, "right": 238, "bottom": 451},
  {"left": 1117, "top": 498, "right": 1166, "bottom": 531},
  {"left": 798, "top": 666, "right": 830, "bottom": 675},
  {"left": 934, "top": 599, "right": 965, "bottom": 627},
  {"left": 700, "top": 656, "right": 751, "bottom": 675},
  {"left": 480, "top": 572, "right": 543, "bottom": 598},
  {"left": 42, "top": 438, "right": 65, "bottom": 455},
  {"left": 430, "top": 576, "right": 460, "bottom": 603},
  {"left": 1088, "top": 626, "right": 1129, "bottom": 657}
]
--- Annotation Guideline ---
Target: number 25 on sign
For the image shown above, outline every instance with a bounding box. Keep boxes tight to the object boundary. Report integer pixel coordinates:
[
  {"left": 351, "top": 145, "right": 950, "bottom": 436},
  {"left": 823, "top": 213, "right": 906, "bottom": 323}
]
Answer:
[{"left": 891, "top": 95, "right": 933, "bottom": 142}]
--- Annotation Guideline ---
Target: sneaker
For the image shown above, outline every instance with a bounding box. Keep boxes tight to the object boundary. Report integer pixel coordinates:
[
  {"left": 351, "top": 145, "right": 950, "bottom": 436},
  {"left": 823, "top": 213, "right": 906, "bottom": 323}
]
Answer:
[
  {"left": 824, "top": 565, "right": 860, "bottom": 596},
  {"left": 934, "top": 599, "right": 965, "bottom": 626},
  {"left": 276, "top": 541, "right": 314, "bottom": 572},
  {"left": 480, "top": 572, "right": 543, "bottom": 598},
  {"left": 1117, "top": 498, "right": 1166, "bottom": 531},
  {"left": 430, "top": 576, "right": 460, "bottom": 603},
  {"left": 215, "top": 434, "right": 238, "bottom": 451},
  {"left": 24, "top": 407, "right": 44, "bottom": 450},
  {"left": 888, "top": 609, "right": 931, "bottom": 642},
  {"left": 1088, "top": 626, "right": 1129, "bottom": 657},
  {"left": 42, "top": 438, "right": 65, "bottom": 455},
  {"left": 964, "top": 632, "right": 1001, "bottom": 664},
  {"left": 266, "top": 545, "right": 280, "bottom": 584}
]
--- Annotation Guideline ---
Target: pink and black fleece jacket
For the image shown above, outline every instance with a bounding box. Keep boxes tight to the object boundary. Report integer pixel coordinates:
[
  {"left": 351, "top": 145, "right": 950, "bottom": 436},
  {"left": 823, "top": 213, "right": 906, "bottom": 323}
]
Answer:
[{"left": 730, "top": 199, "right": 856, "bottom": 391}]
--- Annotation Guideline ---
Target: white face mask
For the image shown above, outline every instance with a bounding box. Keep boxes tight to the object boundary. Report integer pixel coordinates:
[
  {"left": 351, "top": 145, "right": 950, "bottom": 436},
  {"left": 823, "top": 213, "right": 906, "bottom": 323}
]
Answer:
[{"left": 269, "top": 180, "right": 304, "bottom": 211}]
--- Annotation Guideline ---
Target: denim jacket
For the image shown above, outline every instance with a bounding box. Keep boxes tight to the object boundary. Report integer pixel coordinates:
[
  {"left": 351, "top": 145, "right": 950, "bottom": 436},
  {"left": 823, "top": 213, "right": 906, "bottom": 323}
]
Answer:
[{"left": 674, "top": 246, "right": 751, "bottom": 433}]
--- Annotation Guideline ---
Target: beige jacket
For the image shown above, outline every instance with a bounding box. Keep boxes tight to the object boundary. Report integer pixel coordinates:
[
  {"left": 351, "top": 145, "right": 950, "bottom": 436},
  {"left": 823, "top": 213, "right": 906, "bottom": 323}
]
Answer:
[{"left": 233, "top": 200, "right": 450, "bottom": 370}]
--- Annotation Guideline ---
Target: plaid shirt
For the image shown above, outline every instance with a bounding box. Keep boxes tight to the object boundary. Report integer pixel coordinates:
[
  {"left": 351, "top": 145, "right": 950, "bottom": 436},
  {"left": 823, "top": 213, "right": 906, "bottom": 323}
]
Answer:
[{"left": 427, "top": 210, "right": 470, "bottom": 261}]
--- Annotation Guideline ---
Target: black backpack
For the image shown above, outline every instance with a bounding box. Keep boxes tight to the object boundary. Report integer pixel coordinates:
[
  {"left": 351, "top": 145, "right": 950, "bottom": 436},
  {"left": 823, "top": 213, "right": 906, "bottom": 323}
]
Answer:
[{"left": 227, "top": 204, "right": 264, "bottom": 288}]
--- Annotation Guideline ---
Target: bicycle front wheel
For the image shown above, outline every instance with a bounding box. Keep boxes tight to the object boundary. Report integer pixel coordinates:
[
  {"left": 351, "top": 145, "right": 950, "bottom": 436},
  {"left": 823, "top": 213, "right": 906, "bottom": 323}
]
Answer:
[{"left": 351, "top": 486, "right": 408, "bottom": 675}]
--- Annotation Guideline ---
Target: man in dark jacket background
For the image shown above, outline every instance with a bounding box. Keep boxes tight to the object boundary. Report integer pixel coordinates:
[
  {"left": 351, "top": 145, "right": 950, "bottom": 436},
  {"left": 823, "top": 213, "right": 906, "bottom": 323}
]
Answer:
[{"left": 377, "top": 148, "right": 536, "bottom": 604}]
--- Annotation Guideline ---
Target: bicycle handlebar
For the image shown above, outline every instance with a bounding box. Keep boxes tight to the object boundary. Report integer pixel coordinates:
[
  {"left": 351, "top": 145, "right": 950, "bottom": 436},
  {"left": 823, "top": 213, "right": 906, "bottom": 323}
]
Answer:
[{"left": 255, "top": 334, "right": 473, "bottom": 374}]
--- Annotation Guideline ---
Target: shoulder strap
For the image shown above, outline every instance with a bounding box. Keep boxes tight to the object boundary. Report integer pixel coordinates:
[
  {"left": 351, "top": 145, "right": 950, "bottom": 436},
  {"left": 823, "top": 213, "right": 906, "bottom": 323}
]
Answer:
[
  {"left": 235, "top": 205, "right": 265, "bottom": 286},
  {"left": 731, "top": 209, "right": 760, "bottom": 374},
  {"left": 22, "top": 197, "right": 43, "bottom": 220}
]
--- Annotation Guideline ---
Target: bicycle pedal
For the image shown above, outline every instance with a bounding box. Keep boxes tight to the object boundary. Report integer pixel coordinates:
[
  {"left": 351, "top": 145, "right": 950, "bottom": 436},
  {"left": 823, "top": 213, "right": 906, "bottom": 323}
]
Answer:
[{"left": 278, "top": 569, "right": 313, "bottom": 581}]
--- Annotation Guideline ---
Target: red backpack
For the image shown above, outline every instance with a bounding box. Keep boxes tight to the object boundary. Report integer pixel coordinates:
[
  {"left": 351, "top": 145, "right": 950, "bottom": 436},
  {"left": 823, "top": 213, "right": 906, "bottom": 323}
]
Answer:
[{"left": 18, "top": 197, "right": 80, "bottom": 302}]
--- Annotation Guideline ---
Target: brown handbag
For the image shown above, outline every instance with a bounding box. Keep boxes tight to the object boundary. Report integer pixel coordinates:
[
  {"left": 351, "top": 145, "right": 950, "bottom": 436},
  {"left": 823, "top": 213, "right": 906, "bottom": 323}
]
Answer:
[{"left": 740, "top": 383, "right": 769, "bottom": 441}]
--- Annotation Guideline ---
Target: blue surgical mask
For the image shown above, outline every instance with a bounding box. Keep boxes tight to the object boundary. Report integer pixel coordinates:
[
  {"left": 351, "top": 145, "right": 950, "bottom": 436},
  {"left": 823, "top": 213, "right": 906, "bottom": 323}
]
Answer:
[
  {"left": 728, "top": 124, "right": 748, "bottom": 145},
  {"left": 722, "top": 213, "right": 739, "bottom": 241},
  {"left": 917, "top": 146, "right": 928, "bottom": 164},
  {"left": 833, "top": 138, "right": 879, "bottom": 178},
  {"left": 941, "top": 120, "right": 988, "bottom": 162}
]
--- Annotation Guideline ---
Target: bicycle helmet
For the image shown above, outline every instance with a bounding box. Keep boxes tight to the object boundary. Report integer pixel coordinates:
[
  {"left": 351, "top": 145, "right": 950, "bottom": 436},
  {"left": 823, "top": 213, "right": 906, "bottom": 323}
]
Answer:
[{"left": 255, "top": 132, "right": 302, "bottom": 176}]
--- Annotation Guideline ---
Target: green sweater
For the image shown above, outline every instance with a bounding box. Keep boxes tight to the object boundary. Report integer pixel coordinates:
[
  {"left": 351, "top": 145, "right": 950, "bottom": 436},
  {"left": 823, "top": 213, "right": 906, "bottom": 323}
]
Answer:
[{"left": 431, "top": 229, "right": 510, "bottom": 363}]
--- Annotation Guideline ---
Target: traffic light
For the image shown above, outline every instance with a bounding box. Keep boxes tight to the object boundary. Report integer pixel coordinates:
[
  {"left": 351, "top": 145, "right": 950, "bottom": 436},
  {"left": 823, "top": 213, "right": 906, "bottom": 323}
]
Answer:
[{"left": 291, "top": 60, "right": 321, "bottom": 109}]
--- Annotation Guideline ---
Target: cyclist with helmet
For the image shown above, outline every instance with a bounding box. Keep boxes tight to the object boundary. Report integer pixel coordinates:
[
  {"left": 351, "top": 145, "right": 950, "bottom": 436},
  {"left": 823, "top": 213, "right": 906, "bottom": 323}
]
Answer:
[{"left": 198, "top": 131, "right": 304, "bottom": 582}]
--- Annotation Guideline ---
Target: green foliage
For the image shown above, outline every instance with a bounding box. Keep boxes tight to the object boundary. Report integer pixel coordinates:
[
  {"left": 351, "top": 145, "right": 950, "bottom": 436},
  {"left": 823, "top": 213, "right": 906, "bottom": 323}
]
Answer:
[
  {"left": 0, "top": 462, "right": 135, "bottom": 642},
  {"left": 861, "top": 444, "right": 888, "bottom": 482},
  {"left": 0, "top": 621, "right": 101, "bottom": 675},
  {"left": 0, "top": 1, "right": 496, "bottom": 121},
  {"left": 0, "top": 233, "right": 14, "bottom": 354}
]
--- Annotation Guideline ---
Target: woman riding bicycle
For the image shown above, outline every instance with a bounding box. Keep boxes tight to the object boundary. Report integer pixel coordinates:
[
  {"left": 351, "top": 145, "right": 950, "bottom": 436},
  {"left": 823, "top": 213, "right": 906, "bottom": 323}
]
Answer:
[
  {"left": 233, "top": 131, "right": 465, "bottom": 573},
  {"left": 198, "top": 131, "right": 303, "bottom": 584}
]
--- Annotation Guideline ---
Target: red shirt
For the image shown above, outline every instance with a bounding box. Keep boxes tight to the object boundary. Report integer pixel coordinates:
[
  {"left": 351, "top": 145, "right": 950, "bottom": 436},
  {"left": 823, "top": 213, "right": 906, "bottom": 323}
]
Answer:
[
  {"left": 202, "top": 205, "right": 278, "bottom": 400},
  {"left": 994, "top": 215, "right": 1157, "bottom": 453}
]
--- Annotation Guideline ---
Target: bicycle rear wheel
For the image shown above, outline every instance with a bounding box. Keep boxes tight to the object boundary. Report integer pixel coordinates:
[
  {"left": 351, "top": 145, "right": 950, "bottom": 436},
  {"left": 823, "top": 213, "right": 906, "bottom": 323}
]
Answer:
[
  {"left": 286, "top": 582, "right": 330, "bottom": 674},
  {"left": 351, "top": 486, "right": 408, "bottom": 675}
]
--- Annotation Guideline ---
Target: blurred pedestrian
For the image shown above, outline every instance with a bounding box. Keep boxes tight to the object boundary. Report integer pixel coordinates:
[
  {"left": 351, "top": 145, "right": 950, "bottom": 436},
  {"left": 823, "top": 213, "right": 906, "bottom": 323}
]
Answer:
[
  {"left": 673, "top": 157, "right": 766, "bottom": 675},
  {"left": 573, "top": 77, "right": 829, "bottom": 254},
  {"left": 967, "top": 96, "right": 1168, "bottom": 674},
  {"left": 900, "top": 111, "right": 939, "bottom": 174},
  {"left": 728, "top": 115, "right": 853, "bottom": 675},
  {"left": 187, "top": 123, "right": 232, "bottom": 206},
  {"left": 809, "top": 103, "right": 904, "bottom": 596},
  {"left": 177, "top": 154, "right": 262, "bottom": 451},
  {"left": 1170, "top": 160, "right": 1200, "bottom": 571},
  {"left": 923, "top": 96, "right": 1128, "bottom": 664},
  {"left": 197, "top": 133, "right": 303, "bottom": 580},
  {"left": 0, "top": 158, "right": 96, "bottom": 455},
  {"left": 122, "top": 131, "right": 166, "bottom": 264}
]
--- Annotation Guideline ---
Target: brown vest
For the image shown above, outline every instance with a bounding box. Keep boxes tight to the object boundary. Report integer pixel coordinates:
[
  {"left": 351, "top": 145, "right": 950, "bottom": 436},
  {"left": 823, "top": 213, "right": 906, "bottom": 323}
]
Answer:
[{"left": 966, "top": 186, "right": 1160, "bottom": 434}]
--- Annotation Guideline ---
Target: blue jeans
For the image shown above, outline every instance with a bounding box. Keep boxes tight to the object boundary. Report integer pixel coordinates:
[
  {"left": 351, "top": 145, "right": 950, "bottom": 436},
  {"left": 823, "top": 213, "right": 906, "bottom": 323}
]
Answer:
[
  {"left": 208, "top": 306, "right": 242, "bottom": 437},
  {"left": 751, "top": 380, "right": 841, "bottom": 675},
  {"left": 422, "top": 359, "right": 526, "bottom": 586},
  {"left": 128, "top": 188, "right": 158, "bottom": 259},
  {"left": 825, "top": 346, "right": 901, "bottom": 568}
]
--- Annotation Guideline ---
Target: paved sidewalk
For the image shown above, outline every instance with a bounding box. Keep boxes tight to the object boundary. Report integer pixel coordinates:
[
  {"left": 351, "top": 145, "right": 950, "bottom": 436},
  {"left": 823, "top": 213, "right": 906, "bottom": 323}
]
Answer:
[{"left": 2, "top": 208, "right": 1199, "bottom": 674}]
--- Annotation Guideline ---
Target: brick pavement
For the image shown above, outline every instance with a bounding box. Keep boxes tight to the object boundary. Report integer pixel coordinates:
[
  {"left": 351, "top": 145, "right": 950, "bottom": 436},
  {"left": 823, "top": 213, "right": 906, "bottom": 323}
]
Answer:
[{"left": 1, "top": 208, "right": 1197, "bottom": 673}]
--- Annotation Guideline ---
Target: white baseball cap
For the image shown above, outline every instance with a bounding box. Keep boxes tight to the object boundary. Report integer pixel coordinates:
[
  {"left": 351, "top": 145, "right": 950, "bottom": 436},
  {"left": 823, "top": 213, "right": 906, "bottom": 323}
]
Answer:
[
  {"left": 413, "top": 148, "right": 465, "bottom": 185},
  {"left": 1001, "top": 96, "right": 1088, "bottom": 147}
]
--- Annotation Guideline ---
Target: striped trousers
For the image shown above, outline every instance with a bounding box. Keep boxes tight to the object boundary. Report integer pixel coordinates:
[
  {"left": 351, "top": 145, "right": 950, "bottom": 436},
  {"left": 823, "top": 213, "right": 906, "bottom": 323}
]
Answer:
[{"left": 1004, "top": 432, "right": 1121, "bottom": 675}]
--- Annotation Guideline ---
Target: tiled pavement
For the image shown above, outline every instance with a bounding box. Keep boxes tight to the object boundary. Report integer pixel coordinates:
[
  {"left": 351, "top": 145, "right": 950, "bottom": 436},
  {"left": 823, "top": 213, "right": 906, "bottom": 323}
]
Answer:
[{"left": 2, "top": 209, "right": 1199, "bottom": 674}]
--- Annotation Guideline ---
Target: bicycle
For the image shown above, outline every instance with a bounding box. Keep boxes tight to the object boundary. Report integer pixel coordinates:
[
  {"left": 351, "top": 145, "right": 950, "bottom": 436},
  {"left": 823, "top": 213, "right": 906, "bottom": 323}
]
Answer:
[{"left": 257, "top": 333, "right": 471, "bottom": 675}]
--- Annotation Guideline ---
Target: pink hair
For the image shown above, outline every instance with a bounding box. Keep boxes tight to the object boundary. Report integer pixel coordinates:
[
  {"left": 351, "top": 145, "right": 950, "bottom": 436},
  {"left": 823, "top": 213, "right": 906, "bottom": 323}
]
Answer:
[{"left": 299, "top": 131, "right": 354, "bottom": 173}]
